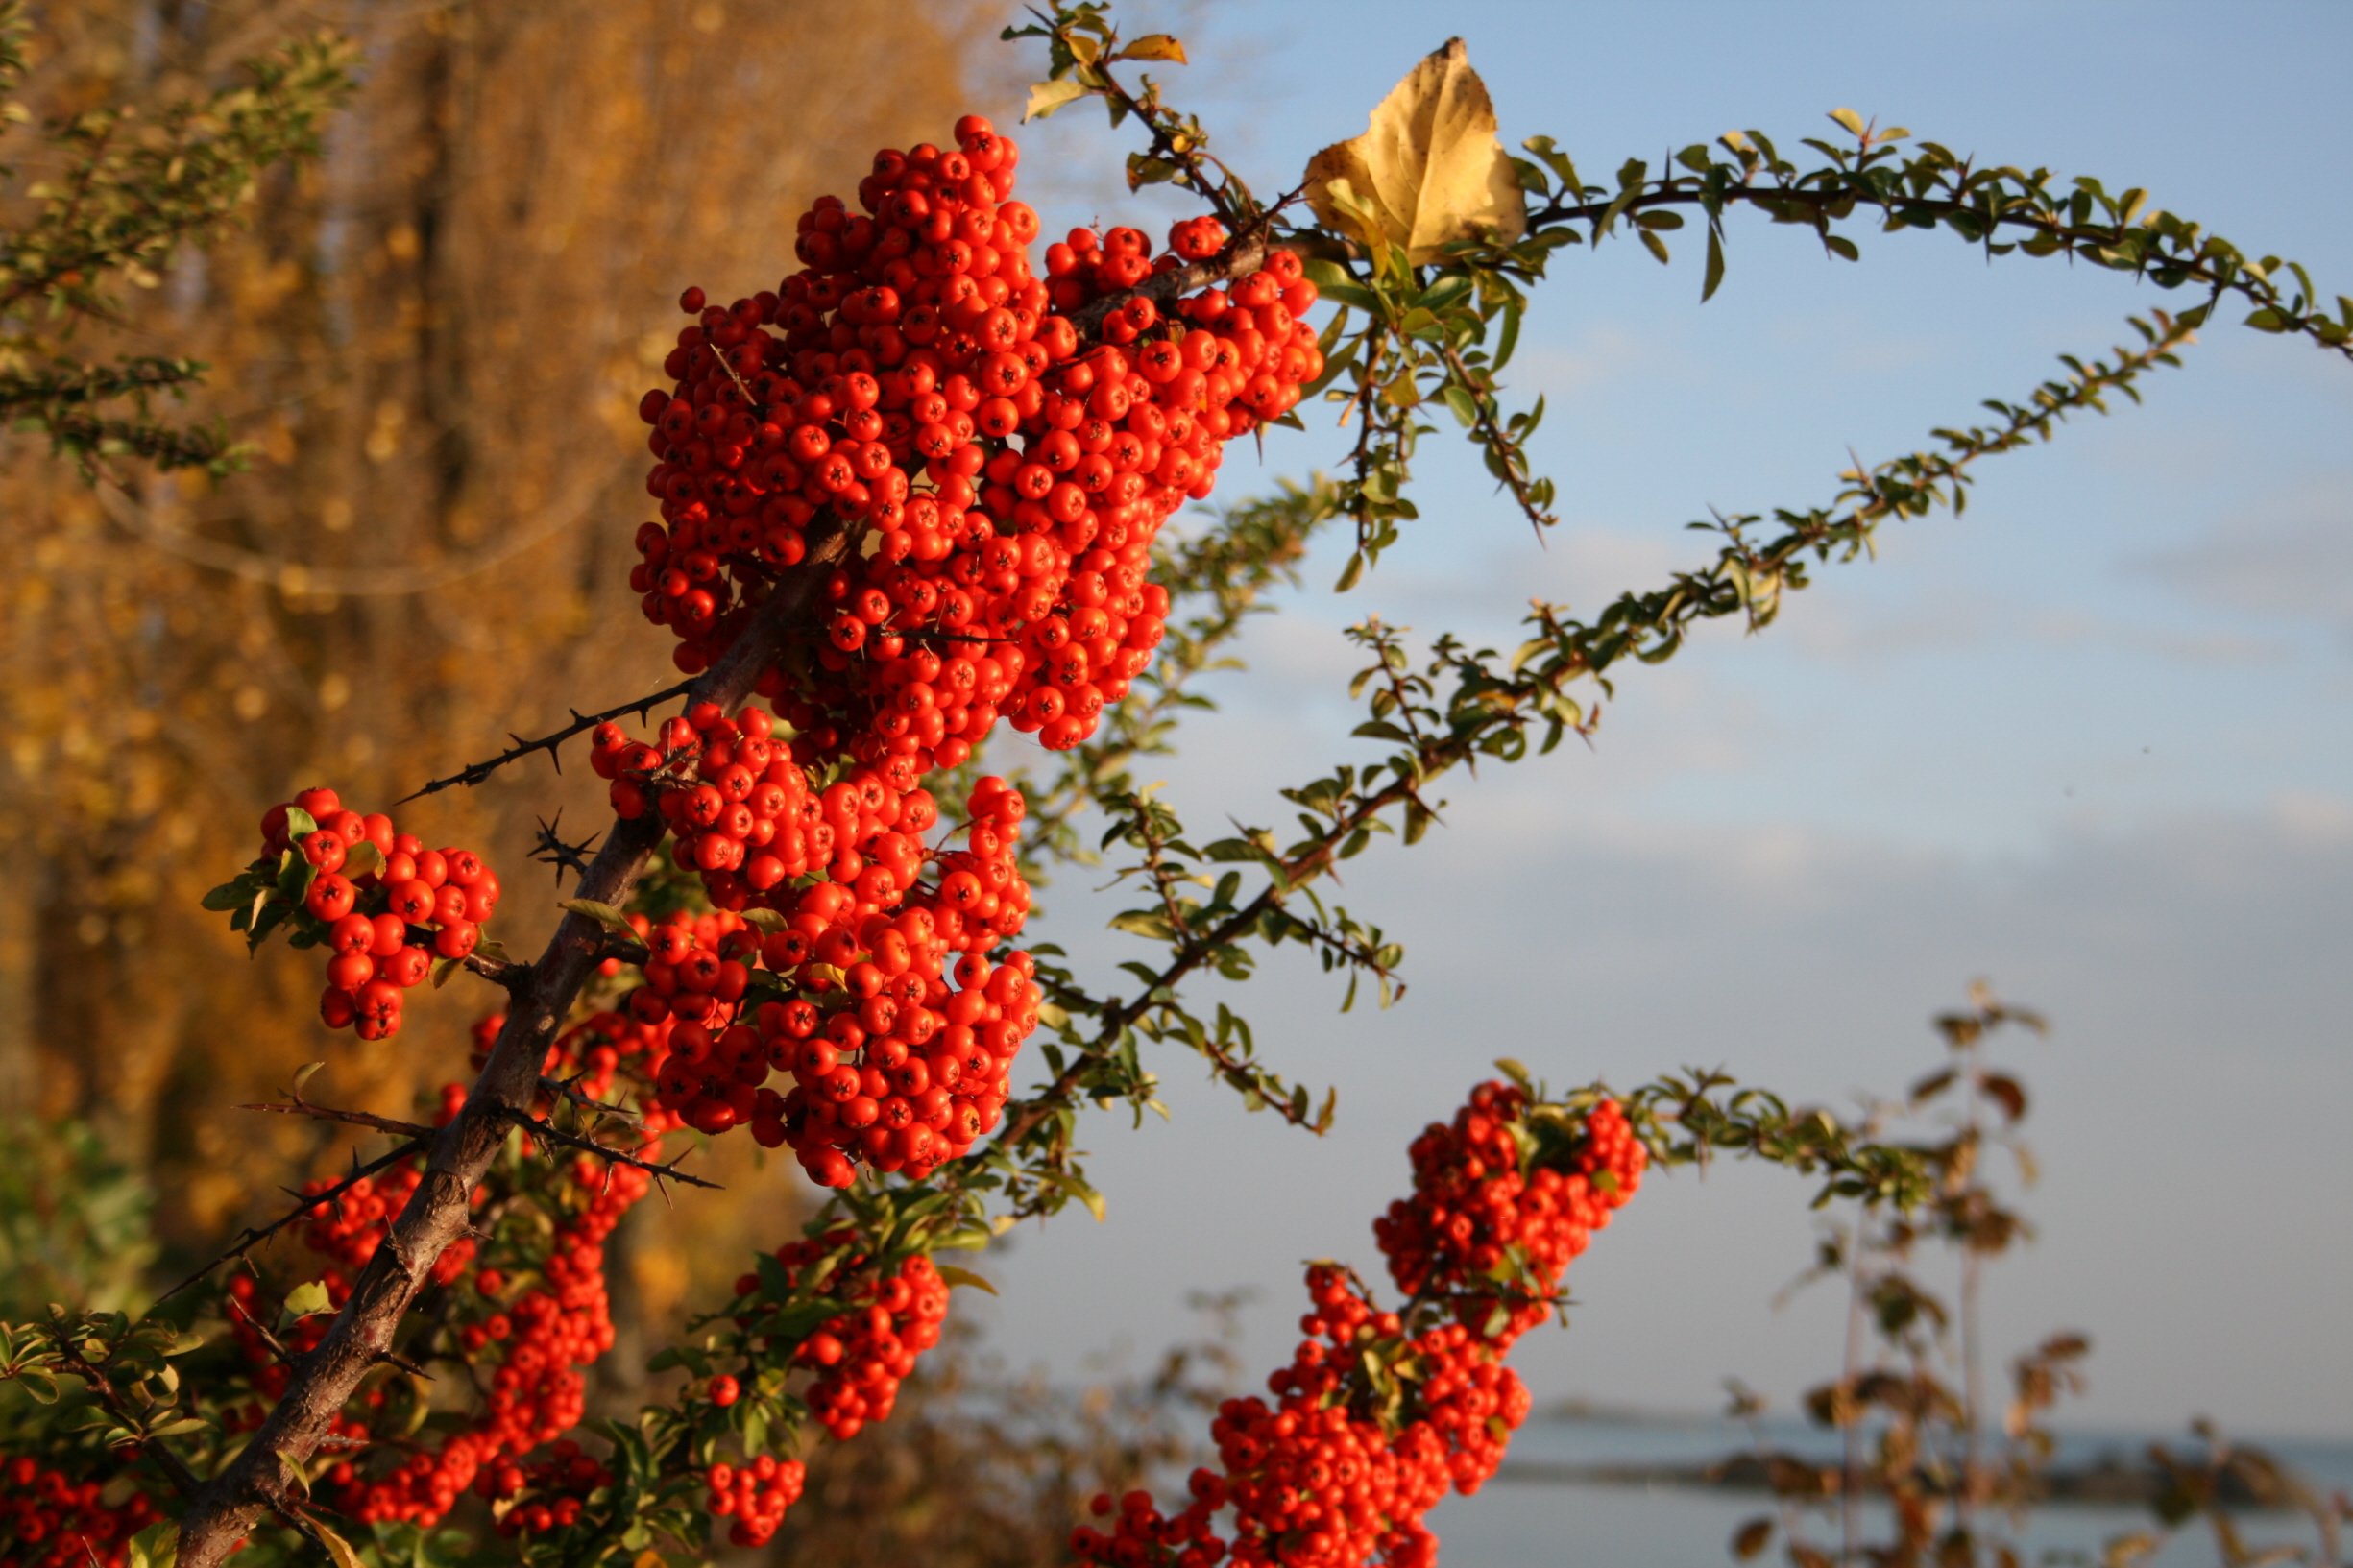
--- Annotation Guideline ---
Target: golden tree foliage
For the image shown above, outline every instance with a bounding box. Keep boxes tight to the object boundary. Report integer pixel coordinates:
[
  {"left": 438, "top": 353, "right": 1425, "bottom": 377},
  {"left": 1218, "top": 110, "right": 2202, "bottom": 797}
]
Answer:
[{"left": 0, "top": 0, "right": 980, "bottom": 1313}]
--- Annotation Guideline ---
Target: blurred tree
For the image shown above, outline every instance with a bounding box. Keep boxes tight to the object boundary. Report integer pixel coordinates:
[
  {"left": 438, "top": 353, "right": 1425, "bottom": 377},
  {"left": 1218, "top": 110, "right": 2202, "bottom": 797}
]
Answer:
[{"left": 0, "top": 0, "right": 980, "bottom": 1303}]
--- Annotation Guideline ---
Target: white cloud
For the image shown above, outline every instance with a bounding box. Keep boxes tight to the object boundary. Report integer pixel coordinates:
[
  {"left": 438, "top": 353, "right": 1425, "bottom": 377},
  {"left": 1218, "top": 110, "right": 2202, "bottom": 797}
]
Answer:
[
  {"left": 984, "top": 797, "right": 2353, "bottom": 1436},
  {"left": 2128, "top": 476, "right": 2353, "bottom": 642}
]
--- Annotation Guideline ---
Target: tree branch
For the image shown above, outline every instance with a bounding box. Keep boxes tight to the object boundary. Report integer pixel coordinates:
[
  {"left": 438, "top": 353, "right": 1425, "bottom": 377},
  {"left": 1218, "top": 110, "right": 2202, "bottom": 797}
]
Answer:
[
  {"left": 396, "top": 677, "right": 696, "bottom": 805},
  {"left": 991, "top": 314, "right": 2197, "bottom": 1161},
  {"left": 236, "top": 1100, "right": 437, "bottom": 1141},
  {"left": 507, "top": 1109, "right": 720, "bottom": 1193},
  {"left": 172, "top": 519, "right": 849, "bottom": 1567},
  {"left": 151, "top": 1141, "right": 427, "bottom": 1310}
]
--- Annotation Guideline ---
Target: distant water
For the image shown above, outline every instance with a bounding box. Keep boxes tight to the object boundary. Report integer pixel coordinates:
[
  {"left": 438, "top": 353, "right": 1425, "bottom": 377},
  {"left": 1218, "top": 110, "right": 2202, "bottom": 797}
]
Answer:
[{"left": 1425, "top": 1417, "right": 2353, "bottom": 1568}]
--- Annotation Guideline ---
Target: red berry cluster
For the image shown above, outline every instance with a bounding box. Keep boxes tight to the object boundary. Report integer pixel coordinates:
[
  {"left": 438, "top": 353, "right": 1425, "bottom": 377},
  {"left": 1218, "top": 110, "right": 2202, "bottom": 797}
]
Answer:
[
  {"left": 0, "top": 1456, "right": 160, "bottom": 1568},
  {"left": 486, "top": 1440, "right": 612, "bottom": 1539},
  {"left": 736, "top": 1236, "right": 951, "bottom": 1442},
  {"left": 249, "top": 784, "right": 502, "bottom": 1041},
  {"left": 325, "top": 1145, "right": 649, "bottom": 1530},
  {"left": 746, "top": 779, "right": 1038, "bottom": 1187},
  {"left": 597, "top": 710, "right": 1042, "bottom": 1184},
  {"left": 1376, "top": 1088, "right": 1646, "bottom": 1339},
  {"left": 633, "top": 112, "right": 1316, "bottom": 712},
  {"left": 604, "top": 113, "right": 1314, "bottom": 1187},
  {"left": 704, "top": 1454, "right": 808, "bottom": 1550},
  {"left": 1070, "top": 1089, "right": 1645, "bottom": 1568},
  {"left": 593, "top": 702, "right": 824, "bottom": 896}
]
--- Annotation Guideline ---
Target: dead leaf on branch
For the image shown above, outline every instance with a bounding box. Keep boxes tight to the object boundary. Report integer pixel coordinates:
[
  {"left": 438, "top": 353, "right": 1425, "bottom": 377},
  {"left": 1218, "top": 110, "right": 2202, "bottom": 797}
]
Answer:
[{"left": 1303, "top": 37, "right": 1527, "bottom": 264}]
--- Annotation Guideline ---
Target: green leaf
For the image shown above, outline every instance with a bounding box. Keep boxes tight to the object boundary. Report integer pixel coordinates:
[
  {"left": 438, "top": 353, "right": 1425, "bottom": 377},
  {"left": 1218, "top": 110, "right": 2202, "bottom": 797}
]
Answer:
[
  {"left": 1702, "top": 227, "right": 1726, "bottom": 302},
  {"left": 128, "top": 1523, "right": 180, "bottom": 1568},
  {"left": 284, "top": 1280, "right": 332, "bottom": 1316},
  {"left": 1494, "top": 295, "right": 1523, "bottom": 369},
  {"left": 1059, "top": 1172, "right": 1106, "bottom": 1222},
  {"left": 1828, "top": 107, "right": 1866, "bottom": 138},
  {"left": 1127, "top": 154, "right": 1180, "bottom": 189},
  {"left": 934, "top": 1264, "right": 999, "bottom": 1295},
  {"left": 1024, "top": 79, "right": 1088, "bottom": 121}
]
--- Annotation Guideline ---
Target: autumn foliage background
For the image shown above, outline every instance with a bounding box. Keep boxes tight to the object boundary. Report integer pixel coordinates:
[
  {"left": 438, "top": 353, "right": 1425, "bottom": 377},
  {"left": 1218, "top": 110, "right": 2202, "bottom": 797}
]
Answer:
[
  {"left": 3, "top": 2, "right": 2349, "bottom": 1564},
  {"left": 0, "top": 0, "right": 988, "bottom": 1315}
]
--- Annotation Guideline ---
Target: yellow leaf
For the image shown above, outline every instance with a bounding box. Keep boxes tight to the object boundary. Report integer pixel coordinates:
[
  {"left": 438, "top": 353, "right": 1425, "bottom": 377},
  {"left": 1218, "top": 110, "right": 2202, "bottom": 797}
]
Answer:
[
  {"left": 1303, "top": 38, "right": 1527, "bottom": 264},
  {"left": 1120, "top": 33, "right": 1188, "bottom": 64},
  {"left": 311, "top": 1520, "right": 366, "bottom": 1568}
]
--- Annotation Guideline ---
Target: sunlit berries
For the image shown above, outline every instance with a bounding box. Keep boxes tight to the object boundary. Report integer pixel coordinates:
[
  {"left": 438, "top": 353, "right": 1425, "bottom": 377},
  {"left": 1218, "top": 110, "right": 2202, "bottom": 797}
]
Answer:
[
  {"left": 604, "top": 112, "right": 1312, "bottom": 1188},
  {"left": 1070, "top": 1088, "right": 1644, "bottom": 1568},
  {"left": 249, "top": 785, "right": 502, "bottom": 1042}
]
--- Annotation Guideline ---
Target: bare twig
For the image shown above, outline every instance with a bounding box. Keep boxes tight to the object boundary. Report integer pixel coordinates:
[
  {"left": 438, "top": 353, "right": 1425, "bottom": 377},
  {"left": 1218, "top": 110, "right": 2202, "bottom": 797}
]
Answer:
[
  {"left": 396, "top": 677, "right": 694, "bottom": 805},
  {"left": 529, "top": 809, "right": 603, "bottom": 887},
  {"left": 237, "top": 1099, "right": 436, "bottom": 1141},
  {"left": 539, "top": 1073, "right": 640, "bottom": 1123},
  {"left": 506, "top": 1108, "right": 721, "bottom": 1192},
  {"left": 151, "top": 1140, "right": 425, "bottom": 1308}
]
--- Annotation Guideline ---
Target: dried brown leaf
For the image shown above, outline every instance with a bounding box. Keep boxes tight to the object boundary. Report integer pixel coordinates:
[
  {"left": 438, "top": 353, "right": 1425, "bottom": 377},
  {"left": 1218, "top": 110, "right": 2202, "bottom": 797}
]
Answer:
[{"left": 1303, "top": 38, "right": 1526, "bottom": 263}]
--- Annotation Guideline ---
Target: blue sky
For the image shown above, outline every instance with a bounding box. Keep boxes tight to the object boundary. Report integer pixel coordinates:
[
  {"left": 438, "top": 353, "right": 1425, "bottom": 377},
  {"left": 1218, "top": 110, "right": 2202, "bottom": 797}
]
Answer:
[{"left": 967, "top": 2, "right": 2353, "bottom": 1439}]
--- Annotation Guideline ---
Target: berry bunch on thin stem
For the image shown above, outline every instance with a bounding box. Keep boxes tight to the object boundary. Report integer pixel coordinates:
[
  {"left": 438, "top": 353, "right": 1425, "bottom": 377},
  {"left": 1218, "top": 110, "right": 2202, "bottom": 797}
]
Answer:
[{"left": 1072, "top": 1084, "right": 1645, "bottom": 1568}]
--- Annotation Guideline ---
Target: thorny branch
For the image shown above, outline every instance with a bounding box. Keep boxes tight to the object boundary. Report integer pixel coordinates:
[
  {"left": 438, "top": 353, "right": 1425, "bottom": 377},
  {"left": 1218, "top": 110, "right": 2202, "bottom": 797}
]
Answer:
[
  {"left": 505, "top": 1109, "right": 723, "bottom": 1194},
  {"left": 173, "top": 226, "right": 1297, "bottom": 1561},
  {"left": 983, "top": 314, "right": 2197, "bottom": 1178},
  {"left": 152, "top": 1140, "right": 427, "bottom": 1309},
  {"left": 396, "top": 678, "right": 695, "bottom": 805}
]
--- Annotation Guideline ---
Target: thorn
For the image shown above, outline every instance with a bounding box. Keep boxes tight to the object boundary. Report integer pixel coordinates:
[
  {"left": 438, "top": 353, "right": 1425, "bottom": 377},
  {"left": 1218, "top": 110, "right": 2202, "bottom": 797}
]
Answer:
[{"left": 375, "top": 1347, "right": 432, "bottom": 1379}]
